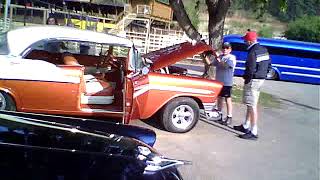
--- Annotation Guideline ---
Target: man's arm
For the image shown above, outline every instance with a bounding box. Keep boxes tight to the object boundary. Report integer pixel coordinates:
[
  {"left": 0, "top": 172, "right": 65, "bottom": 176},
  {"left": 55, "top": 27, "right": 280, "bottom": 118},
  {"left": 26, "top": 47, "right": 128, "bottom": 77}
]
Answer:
[
  {"left": 203, "top": 51, "right": 219, "bottom": 66},
  {"left": 243, "top": 51, "right": 256, "bottom": 84},
  {"left": 224, "top": 55, "right": 236, "bottom": 69}
]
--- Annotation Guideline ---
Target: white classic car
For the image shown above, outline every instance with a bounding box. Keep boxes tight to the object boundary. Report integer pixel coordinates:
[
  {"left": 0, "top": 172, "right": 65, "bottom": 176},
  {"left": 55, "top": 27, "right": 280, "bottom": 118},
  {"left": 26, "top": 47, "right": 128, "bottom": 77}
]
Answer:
[{"left": 0, "top": 26, "right": 222, "bottom": 133}]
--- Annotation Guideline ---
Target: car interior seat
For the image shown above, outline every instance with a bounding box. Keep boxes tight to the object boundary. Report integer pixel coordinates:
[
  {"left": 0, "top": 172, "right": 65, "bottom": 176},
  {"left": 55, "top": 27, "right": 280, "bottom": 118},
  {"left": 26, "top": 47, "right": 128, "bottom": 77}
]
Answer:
[
  {"left": 62, "top": 52, "right": 80, "bottom": 65},
  {"left": 82, "top": 75, "right": 114, "bottom": 105}
]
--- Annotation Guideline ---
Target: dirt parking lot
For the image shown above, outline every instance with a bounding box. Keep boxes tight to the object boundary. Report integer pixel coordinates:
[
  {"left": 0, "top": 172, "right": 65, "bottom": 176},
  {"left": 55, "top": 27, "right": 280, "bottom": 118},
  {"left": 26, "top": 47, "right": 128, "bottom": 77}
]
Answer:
[{"left": 133, "top": 80, "right": 319, "bottom": 180}]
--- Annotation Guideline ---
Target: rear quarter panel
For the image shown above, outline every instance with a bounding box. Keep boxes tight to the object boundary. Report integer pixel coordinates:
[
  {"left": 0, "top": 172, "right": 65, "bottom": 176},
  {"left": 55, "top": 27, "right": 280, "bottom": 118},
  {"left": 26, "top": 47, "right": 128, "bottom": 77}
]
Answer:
[{"left": 134, "top": 72, "right": 223, "bottom": 119}]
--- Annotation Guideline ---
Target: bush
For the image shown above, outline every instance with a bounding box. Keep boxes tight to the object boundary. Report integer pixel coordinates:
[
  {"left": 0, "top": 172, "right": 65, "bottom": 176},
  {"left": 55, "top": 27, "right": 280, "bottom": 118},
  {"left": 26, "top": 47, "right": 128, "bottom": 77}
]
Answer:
[
  {"left": 258, "top": 25, "right": 273, "bottom": 38},
  {"left": 284, "top": 16, "right": 320, "bottom": 43}
]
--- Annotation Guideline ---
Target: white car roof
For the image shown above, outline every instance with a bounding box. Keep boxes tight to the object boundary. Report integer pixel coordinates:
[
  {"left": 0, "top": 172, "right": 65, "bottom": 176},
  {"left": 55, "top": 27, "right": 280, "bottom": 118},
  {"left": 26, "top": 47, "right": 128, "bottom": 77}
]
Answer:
[{"left": 6, "top": 26, "right": 133, "bottom": 56}]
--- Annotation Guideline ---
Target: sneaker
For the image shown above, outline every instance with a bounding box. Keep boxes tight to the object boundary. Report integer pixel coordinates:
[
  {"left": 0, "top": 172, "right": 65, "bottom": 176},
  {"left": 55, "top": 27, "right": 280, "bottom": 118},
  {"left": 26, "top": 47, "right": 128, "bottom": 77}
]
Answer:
[
  {"left": 215, "top": 114, "right": 223, "bottom": 123},
  {"left": 239, "top": 131, "right": 258, "bottom": 140},
  {"left": 233, "top": 125, "right": 250, "bottom": 133},
  {"left": 221, "top": 117, "right": 232, "bottom": 126}
]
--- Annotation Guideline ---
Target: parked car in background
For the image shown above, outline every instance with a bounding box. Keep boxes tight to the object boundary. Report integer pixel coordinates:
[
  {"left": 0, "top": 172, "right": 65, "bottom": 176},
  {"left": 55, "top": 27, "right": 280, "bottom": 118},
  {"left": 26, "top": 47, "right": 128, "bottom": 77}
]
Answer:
[
  {"left": 0, "top": 110, "right": 185, "bottom": 180},
  {"left": 0, "top": 26, "right": 222, "bottom": 133},
  {"left": 224, "top": 35, "right": 320, "bottom": 85}
]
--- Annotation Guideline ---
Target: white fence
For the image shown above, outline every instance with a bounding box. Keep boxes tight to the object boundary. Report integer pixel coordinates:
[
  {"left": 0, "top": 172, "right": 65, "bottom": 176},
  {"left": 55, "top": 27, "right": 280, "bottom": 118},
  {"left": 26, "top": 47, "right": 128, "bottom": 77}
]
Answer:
[
  {"left": 125, "top": 28, "right": 206, "bottom": 62},
  {"left": 126, "top": 28, "right": 189, "bottom": 54},
  {"left": 2, "top": 3, "right": 209, "bottom": 60}
]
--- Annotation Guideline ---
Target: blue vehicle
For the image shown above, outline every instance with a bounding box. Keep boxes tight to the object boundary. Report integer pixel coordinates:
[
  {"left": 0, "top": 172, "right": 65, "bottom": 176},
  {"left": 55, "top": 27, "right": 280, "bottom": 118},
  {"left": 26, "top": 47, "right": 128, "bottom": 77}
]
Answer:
[{"left": 224, "top": 35, "right": 320, "bottom": 85}]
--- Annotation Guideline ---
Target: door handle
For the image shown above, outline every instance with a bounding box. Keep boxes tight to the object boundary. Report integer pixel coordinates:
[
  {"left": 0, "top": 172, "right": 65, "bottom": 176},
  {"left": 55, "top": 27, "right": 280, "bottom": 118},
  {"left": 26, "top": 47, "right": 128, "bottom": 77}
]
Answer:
[{"left": 10, "top": 62, "right": 20, "bottom": 65}]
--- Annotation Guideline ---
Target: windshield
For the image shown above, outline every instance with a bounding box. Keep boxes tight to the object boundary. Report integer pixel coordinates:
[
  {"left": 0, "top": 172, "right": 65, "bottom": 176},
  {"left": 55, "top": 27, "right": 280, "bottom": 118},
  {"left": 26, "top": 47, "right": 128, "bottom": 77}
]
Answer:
[{"left": 0, "top": 33, "right": 9, "bottom": 55}]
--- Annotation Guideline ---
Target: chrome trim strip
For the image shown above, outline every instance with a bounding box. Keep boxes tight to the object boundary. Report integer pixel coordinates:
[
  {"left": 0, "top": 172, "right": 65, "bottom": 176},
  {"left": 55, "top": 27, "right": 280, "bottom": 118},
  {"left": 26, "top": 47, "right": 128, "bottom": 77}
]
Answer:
[
  {"left": 237, "top": 60, "right": 246, "bottom": 63},
  {"left": 281, "top": 72, "right": 320, "bottom": 78},
  {"left": 236, "top": 60, "right": 320, "bottom": 72},
  {"left": 81, "top": 95, "right": 114, "bottom": 105},
  {"left": 81, "top": 108, "right": 123, "bottom": 114},
  {"left": 133, "top": 85, "right": 149, "bottom": 98},
  {"left": 235, "top": 67, "right": 245, "bottom": 70},
  {"left": 273, "top": 64, "right": 320, "bottom": 72},
  {"left": 133, "top": 85, "right": 214, "bottom": 98},
  {"left": 149, "top": 85, "right": 213, "bottom": 94},
  {"left": 203, "top": 103, "right": 216, "bottom": 111}
]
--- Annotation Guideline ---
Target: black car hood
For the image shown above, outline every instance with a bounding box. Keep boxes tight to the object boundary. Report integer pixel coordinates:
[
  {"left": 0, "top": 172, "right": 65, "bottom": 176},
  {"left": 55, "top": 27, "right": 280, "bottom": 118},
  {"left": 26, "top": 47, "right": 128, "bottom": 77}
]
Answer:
[{"left": 0, "top": 111, "right": 156, "bottom": 147}]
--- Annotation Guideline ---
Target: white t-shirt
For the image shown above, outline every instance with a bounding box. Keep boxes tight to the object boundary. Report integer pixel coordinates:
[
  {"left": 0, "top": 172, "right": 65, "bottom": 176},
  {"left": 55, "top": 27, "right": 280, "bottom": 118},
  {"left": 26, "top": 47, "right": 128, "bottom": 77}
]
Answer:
[{"left": 212, "top": 53, "right": 237, "bottom": 86}]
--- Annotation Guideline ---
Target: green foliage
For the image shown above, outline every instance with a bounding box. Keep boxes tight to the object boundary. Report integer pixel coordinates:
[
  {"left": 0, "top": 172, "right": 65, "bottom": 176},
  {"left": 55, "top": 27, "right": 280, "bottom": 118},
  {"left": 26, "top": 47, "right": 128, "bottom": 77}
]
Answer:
[
  {"left": 184, "top": 0, "right": 201, "bottom": 29},
  {"left": 231, "top": 0, "right": 318, "bottom": 22},
  {"left": 285, "top": 16, "right": 320, "bottom": 43},
  {"left": 258, "top": 25, "right": 273, "bottom": 38}
]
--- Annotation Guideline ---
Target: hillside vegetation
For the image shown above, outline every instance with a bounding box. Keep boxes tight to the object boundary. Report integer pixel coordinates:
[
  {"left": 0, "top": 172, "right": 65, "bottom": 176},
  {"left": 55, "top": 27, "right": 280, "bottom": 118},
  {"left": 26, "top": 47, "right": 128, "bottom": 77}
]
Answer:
[{"left": 184, "top": 0, "right": 319, "bottom": 41}]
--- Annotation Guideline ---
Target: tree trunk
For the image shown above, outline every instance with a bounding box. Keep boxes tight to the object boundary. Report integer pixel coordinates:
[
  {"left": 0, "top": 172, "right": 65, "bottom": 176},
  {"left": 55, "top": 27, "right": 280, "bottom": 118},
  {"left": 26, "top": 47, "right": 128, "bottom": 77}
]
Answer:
[
  {"left": 169, "top": 0, "right": 231, "bottom": 79},
  {"left": 169, "top": 0, "right": 202, "bottom": 41},
  {"left": 204, "top": 0, "right": 231, "bottom": 79},
  {"left": 206, "top": 0, "right": 230, "bottom": 48}
]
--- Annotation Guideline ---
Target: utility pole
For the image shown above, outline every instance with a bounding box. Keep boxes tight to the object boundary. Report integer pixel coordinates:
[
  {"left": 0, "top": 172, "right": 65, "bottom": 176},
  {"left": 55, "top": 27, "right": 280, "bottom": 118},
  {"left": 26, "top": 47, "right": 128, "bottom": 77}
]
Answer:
[{"left": 4, "top": 0, "right": 11, "bottom": 20}]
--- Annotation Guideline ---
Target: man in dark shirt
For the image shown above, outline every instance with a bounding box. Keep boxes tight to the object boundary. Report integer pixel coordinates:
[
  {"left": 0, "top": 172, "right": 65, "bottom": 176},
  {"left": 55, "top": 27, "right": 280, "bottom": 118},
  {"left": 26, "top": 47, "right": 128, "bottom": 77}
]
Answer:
[{"left": 233, "top": 30, "right": 272, "bottom": 140}]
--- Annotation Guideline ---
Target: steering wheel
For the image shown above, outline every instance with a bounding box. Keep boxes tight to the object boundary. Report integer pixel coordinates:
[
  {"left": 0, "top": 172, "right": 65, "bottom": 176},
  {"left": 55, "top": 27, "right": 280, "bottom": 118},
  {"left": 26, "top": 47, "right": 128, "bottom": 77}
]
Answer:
[{"left": 98, "top": 51, "right": 119, "bottom": 70}]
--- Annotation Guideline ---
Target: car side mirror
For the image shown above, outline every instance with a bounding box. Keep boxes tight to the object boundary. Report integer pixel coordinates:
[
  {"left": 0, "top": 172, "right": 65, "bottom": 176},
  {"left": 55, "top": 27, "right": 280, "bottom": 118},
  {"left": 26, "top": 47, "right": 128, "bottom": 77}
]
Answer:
[{"left": 142, "top": 66, "right": 149, "bottom": 75}]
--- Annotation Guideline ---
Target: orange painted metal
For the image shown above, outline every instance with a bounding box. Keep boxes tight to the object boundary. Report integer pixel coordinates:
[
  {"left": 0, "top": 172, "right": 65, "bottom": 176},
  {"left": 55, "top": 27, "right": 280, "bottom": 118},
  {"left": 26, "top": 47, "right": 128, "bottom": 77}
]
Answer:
[
  {"left": 132, "top": 72, "right": 223, "bottom": 119},
  {"left": 144, "top": 42, "right": 214, "bottom": 70},
  {"left": 1, "top": 38, "right": 222, "bottom": 126}
]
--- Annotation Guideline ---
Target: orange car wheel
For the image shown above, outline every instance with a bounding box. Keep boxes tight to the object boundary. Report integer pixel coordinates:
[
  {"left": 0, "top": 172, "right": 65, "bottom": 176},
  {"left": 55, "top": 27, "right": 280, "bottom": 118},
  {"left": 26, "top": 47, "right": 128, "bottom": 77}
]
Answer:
[
  {"left": 161, "top": 97, "right": 199, "bottom": 133},
  {"left": 0, "top": 92, "right": 17, "bottom": 111}
]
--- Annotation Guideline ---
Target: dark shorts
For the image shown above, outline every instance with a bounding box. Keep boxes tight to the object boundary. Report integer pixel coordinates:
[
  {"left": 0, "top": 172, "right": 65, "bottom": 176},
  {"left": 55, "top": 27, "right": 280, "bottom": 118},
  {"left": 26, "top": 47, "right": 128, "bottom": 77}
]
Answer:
[{"left": 218, "top": 86, "right": 232, "bottom": 98}]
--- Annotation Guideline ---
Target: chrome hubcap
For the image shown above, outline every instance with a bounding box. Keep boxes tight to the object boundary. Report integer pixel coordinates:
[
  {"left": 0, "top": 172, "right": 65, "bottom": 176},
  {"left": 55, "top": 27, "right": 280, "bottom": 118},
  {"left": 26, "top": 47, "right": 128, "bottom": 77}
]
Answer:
[
  {"left": 267, "top": 69, "right": 276, "bottom": 79},
  {"left": 0, "top": 93, "right": 6, "bottom": 110},
  {"left": 171, "top": 105, "right": 194, "bottom": 130}
]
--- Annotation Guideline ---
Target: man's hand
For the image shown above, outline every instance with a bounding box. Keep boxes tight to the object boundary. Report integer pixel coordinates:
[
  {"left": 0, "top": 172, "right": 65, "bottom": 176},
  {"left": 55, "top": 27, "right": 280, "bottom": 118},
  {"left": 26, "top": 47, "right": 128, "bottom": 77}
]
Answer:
[{"left": 214, "top": 52, "right": 221, "bottom": 62}]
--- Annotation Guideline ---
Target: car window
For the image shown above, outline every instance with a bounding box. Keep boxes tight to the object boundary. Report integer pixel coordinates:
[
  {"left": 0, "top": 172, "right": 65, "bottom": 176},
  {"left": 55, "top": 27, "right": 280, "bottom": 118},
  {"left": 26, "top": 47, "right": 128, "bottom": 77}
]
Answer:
[
  {"left": 30, "top": 39, "right": 64, "bottom": 53},
  {"left": 113, "top": 46, "right": 130, "bottom": 57},
  {"left": 0, "top": 33, "right": 9, "bottom": 55},
  {"left": 134, "top": 50, "right": 145, "bottom": 71}
]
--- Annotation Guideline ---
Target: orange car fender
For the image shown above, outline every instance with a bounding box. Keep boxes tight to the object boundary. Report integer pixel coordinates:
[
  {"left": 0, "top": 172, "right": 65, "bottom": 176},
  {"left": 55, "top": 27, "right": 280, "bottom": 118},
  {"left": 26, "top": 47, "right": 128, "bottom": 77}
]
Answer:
[
  {"left": 0, "top": 87, "right": 22, "bottom": 110},
  {"left": 137, "top": 91, "right": 214, "bottom": 120}
]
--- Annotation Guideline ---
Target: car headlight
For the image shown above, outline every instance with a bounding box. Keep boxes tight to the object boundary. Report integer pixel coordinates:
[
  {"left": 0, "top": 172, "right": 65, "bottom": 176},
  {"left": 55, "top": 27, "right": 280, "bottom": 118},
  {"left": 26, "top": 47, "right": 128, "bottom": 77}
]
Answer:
[{"left": 137, "top": 146, "right": 190, "bottom": 173}]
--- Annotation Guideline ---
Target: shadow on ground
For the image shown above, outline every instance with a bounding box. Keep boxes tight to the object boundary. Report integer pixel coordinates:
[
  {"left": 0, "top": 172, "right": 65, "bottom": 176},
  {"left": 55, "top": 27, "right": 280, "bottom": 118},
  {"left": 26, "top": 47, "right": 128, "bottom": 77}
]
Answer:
[{"left": 137, "top": 111, "right": 242, "bottom": 137}]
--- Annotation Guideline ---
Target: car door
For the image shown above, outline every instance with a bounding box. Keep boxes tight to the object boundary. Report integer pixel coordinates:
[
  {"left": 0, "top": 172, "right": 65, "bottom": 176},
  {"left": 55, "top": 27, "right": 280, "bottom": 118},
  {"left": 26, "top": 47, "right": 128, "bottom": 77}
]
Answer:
[
  {"left": 123, "top": 47, "right": 149, "bottom": 124},
  {"left": 4, "top": 58, "right": 80, "bottom": 112},
  {"left": 8, "top": 39, "right": 81, "bottom": 112}
]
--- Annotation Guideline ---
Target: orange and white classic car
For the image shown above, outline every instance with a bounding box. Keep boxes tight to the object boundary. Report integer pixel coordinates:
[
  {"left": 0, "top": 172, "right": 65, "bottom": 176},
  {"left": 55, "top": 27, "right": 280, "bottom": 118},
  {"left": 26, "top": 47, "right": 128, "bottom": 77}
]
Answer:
[{"left": 0, "top": 26, "right": 222, "bottom": 133}]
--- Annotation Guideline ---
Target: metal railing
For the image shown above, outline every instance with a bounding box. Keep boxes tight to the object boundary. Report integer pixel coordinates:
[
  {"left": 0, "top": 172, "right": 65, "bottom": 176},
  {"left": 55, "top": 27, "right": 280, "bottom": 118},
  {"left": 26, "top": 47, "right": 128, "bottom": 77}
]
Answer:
[
  {"left": 7, "top": 4, "right": 114, "bottom": 32},
  {"left": 0, "top": 18, "right": 11, "bottom": 32}
]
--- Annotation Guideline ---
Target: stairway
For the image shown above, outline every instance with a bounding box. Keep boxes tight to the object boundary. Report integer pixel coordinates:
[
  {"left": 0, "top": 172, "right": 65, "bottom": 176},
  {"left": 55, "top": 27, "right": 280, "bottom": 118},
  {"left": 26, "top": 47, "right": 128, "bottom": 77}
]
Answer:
[{"left": 108, "top": 13, "right": 137, "bottom": 34}]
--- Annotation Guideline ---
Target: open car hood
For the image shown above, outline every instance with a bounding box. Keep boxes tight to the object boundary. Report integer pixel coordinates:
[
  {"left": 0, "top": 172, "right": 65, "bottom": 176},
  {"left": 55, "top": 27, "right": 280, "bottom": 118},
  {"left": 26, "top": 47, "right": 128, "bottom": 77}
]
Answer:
[{"left": 143, "top": 41, "right": 214, "bottom": 70}]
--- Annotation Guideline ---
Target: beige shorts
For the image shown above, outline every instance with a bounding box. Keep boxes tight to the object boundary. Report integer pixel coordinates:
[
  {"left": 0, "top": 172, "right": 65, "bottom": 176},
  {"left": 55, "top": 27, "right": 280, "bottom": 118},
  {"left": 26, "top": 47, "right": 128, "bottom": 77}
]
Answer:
[{"left": 243, "top": 79, "right": 265, "bottom": 107}]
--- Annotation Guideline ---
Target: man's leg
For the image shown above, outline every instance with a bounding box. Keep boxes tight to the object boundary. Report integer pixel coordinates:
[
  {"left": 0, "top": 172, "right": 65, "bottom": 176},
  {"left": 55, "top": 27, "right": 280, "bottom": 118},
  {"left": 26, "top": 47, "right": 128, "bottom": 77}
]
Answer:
[
  {"left": 240, "top": 106, "right": 251, "bottom": 129},
  {"left": 217, "top": 96, "right": 223, "bottom": 112},
  {"left": 220, "top": 96, "right": 233, "bottom": 125},
  {"left": 217, "top": 97, "right": 224, "bottom": 121},
  {"left": 248, "top": 105, "right": 258, "bottom": 136},
  {"left": 239, "top": 80, "right": 264, "bottom": 139},
  {"left": 234, "top": 83, "right": 251, "bottom": 132},
  {"left": 225, "top": 97, "right": 232, "bottom": 117}
]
